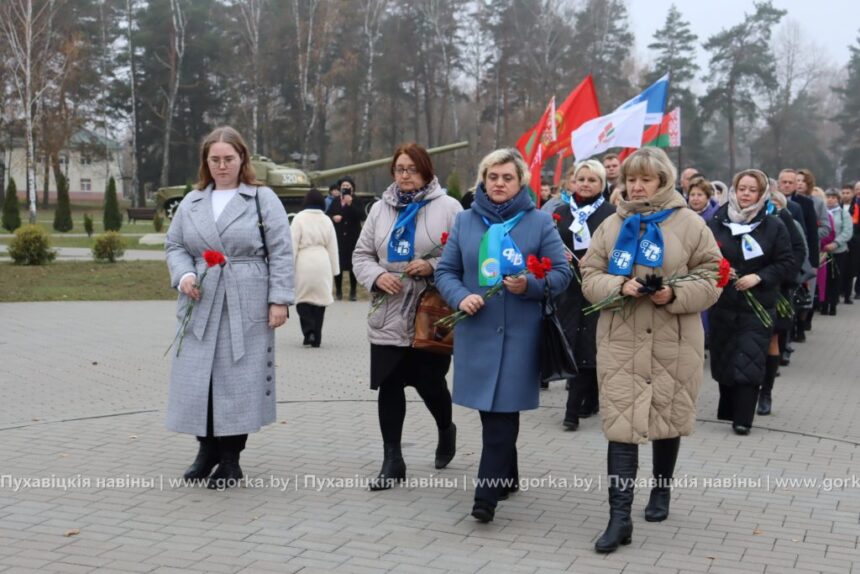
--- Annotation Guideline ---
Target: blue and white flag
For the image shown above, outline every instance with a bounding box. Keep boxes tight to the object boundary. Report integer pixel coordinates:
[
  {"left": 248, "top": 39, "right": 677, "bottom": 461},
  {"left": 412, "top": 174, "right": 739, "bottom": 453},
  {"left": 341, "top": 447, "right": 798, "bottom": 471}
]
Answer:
[{"left": 619, "top": 73, "right": 669, "bottom": 125}]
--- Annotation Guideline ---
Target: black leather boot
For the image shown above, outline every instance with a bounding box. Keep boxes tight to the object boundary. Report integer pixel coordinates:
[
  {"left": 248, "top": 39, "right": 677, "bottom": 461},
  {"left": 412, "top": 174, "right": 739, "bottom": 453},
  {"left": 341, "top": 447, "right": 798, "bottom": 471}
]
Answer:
[
  {"left": 595, "top": 442, "right": 638, "bottom": 553},
  {"left": 757, "top": 355, "right": 779, "bottom": 416},
  {"left": 183, "top": 438, "right": 219, "bottom": 481},
  {"left": 207, "top": 437, "right": 244, "bottom": 490},
  {"left": 369, "top": 443, "right": 406, "bottom": 491},
  {"left": 644, "top": 437, "right": 679, "bottom": 522},
  {"left": 434, "top": 423, "right": 457, "bottom": 469}
]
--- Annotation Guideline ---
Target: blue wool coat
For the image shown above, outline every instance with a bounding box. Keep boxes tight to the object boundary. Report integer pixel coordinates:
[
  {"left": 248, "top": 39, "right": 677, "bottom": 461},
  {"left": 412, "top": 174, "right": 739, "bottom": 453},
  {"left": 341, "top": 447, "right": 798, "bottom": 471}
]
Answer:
[{"left": 435, "top": 187, "right": 571, "bottom": 413}]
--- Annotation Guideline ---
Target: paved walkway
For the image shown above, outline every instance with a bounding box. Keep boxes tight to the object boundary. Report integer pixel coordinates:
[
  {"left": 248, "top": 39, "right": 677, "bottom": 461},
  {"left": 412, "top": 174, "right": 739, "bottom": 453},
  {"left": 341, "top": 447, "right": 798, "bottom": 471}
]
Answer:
[{"left": 0, "top": 300, "right": 858, "bottom": 573}]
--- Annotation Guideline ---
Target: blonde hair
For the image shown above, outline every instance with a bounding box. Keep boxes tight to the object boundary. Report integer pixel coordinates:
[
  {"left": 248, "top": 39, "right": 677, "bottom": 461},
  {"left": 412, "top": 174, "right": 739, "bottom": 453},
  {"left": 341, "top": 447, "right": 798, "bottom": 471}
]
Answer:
[
  {"left": 616, "top": 147, "right": 677, "bottom": 196},
  {"left": 573, "top": 159, "right": 607, "bottom": 189},
  {"left": 475, "top": 148, "right": 530, "bottom": 188},
  {"left": 196, "top": 126, "right": 259, "bottom": 190},
  {"left": 812, "top": 186, "right": 826, "bottom": 201}
]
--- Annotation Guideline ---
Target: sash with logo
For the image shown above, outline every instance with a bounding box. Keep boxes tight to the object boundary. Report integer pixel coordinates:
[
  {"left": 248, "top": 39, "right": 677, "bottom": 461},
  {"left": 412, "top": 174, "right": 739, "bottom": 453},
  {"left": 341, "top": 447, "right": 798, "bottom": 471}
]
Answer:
[
  {"left": 478, "top": 212, "right": 526, "bottom": 286},
  {"left": 608, "top": 208, "right": 677, "bottom": 275},
  {"left": 722, "top": 220, "right": 764, "bottom": 260},
  {"left": 569, "top": 195, "right": 605, "bottom": 251}
]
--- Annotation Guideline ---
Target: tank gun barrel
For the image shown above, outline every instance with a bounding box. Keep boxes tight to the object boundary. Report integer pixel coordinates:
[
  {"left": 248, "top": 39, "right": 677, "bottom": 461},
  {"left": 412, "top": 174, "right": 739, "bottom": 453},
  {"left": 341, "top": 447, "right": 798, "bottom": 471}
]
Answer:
[{"left": 309, "top": 141, "right": 469, "bottom": 183}]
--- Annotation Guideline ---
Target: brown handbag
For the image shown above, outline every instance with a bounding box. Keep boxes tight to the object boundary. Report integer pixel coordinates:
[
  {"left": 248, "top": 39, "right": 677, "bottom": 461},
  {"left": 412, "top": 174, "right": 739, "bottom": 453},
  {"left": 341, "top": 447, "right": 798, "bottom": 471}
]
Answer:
[{"left": 413, "top": 285, "right": 454, "bottom": 354}]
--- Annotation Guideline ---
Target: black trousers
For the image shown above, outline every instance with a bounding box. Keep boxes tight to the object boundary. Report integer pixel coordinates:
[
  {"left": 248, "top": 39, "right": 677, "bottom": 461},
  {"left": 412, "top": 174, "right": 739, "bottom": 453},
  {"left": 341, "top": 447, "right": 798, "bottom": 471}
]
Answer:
[
  {"left": 717, "top": 384, "right": 759, "bottom": 428},
  {"left": 829, "top": 251, "right": 850, "bottom": 305},
  {"left": 296, "top": 303, "right": 326, "bottom": 346},
  {"left": 374, "top": 346, "right": 453, "bottom": 444},
  {"left": 198, "top": 377, "right": 247, "bottom": 452},
  {"left": 474, "top": 411, "right": 520, "bottom": 507},
  {"left": 335, "top": 271, "right": 357, "bottom": 296},
  {"left": 565, "top": 368, "right": 598, "bottom": 423}
]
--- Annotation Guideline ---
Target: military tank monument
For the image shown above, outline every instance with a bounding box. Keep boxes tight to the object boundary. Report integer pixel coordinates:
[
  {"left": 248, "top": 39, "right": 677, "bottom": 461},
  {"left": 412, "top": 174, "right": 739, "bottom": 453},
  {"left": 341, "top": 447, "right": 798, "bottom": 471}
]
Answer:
[{"left": 156, "top": 141, "right": 469, "bottom": 218}]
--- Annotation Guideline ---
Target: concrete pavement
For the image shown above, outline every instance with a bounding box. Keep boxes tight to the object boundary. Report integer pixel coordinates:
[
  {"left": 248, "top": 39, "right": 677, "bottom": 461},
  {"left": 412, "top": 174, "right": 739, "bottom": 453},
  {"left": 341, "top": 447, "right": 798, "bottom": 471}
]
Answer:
[{"left": 0, "top": 299, "right": 858, "bottom": 573}]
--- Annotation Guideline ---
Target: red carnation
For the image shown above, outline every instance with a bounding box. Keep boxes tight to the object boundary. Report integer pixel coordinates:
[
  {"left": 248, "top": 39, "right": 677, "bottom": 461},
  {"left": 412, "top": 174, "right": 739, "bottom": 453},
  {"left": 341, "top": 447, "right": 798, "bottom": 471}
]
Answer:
[
  {"left": 716, "top": 258, "right": 732, "bottom": 288},
  {"left": 440, "top": 232, "right": 449, "bottom": 246},
  {"left": 527, "top": 254, "right": 548, "bottom": 279},
  {"left": 552, "top": 213, "right": 561, "bottom": 223},
  {"left": 541, "top": 256, "right": 552, "bottom": 272},
  {"left": 203, "top": 250, "right": 226, "bottom": 267}
]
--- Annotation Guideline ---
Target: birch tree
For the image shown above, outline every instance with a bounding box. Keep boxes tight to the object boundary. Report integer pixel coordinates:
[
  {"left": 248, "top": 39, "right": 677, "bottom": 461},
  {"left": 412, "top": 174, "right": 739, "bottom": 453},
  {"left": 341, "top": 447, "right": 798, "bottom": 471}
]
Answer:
[
  {"left": 159, "top": 0, "right": 186, "bottom": 187},
  {"left": 237, "top": 0, "right": 262, "bottom": 154},
  {"left": 1, "top": 0, "right": 62, "bottom": 223},
  {"left": 126, "top": 0, "right": 141, "bottom": 206},
  {"left": 357, "top": 0, "right": 387, "bottom": 157}
]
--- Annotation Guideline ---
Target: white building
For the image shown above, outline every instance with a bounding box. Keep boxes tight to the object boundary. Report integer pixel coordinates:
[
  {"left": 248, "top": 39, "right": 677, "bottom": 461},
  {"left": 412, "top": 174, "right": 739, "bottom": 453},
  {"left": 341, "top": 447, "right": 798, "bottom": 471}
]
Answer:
[{"left": 2, "top": 128, "right": 125, "bottom": 202}]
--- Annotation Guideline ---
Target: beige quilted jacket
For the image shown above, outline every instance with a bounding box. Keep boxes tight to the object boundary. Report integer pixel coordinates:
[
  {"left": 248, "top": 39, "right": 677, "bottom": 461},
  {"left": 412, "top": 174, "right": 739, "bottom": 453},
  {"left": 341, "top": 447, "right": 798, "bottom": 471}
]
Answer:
[{"left": 580, "top": 184, "right": 722, "bottom": 444}]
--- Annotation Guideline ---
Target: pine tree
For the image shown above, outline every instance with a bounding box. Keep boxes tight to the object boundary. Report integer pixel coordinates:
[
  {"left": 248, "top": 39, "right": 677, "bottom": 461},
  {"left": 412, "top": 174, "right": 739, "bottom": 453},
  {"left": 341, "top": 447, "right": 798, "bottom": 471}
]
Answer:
[
  {"left": 103, "top": 176, "right": 122, "bottom": 231},
  {"left": 2, "top": 178, "right": 22, "bottom": 233},
  {"left": 700, "top": 1, "right": 785, "bottom": 176},
  {"left": 53, "top": 173, "right": 74, "bottom": 232},
  {"left": 647, "top": 5, "right": 704, "bottom": 168},
  {"left": 835, "top": 33, "right": 860, "bottom": 182}
]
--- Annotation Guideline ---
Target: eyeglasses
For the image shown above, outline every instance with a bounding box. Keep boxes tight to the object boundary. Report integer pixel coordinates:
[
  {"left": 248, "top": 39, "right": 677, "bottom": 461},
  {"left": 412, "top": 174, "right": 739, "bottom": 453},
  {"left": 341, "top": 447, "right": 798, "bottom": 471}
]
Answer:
[
  {"left": 394, "top": 167, "right": 419, "bottom": 176},
  {"left": 207, "top": 156, "right": 238, "bottom": 168}
]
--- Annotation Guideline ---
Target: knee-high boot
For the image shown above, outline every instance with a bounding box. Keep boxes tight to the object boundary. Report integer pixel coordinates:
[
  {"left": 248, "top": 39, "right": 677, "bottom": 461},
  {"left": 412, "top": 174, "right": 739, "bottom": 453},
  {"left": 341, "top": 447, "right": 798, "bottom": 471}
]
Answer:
[
  {"left": 757, "top": 355, "right": 780, "bottom": 415},
  {"left": 644, "top": 437, "right": 680, "bottom": 522},
  {"left": 595, "top": 442, "right": 638, "bottom": 553}
]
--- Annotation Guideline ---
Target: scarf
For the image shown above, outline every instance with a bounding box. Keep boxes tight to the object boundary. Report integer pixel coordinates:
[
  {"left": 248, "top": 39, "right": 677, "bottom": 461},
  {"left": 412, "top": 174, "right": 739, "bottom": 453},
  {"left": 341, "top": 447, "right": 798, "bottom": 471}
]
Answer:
[
  {"left": 569, "top": 194, "right": 605, "bottom": 251},
  {"left": 388, "top": 200, "right": 429, "bottom": 262},
  {"left": 608, "top": 208, "right": 677, "bottom": 275},
  {"left": 727, "top": 185, "right": 771, "bottom": 224}
]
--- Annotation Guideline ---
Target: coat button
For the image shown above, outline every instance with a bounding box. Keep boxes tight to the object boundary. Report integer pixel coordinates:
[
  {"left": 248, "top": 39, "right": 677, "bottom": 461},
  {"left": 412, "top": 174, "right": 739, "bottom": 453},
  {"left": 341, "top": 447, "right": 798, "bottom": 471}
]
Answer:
[
  {"left": 265, "top": 390, "right": 271, "bottom": 396},
  {"left": 646, "top": 328, "right": 652, "bottom": 334},
  {"left": 497, "top": 327, "right": 503, "bottom": 334},
  {"left": 267, "top": 361, "right": 272, "bottom": 367},
  {"left": 266, "top": 376, "right": 272, "bottom": 382},
  {"left": 267, "top": 347, "right": 272, "bottom": 353},
  {"left": 646, "top": 380, "right": 651, "bottom": 385}
]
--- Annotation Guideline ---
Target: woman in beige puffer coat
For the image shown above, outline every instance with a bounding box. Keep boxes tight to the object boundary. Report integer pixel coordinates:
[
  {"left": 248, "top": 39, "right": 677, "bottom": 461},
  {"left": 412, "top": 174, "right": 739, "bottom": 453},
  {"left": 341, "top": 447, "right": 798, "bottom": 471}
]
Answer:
[{"left": 580, "top": 147, "right": 722, "bottom": 554}]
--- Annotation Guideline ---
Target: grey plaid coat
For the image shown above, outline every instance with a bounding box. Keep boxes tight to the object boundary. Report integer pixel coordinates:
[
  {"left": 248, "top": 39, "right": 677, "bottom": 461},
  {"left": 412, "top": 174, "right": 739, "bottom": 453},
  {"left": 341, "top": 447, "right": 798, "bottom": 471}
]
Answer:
[{"left": 164, "top": 184, "right": 294, "bottom": 436}]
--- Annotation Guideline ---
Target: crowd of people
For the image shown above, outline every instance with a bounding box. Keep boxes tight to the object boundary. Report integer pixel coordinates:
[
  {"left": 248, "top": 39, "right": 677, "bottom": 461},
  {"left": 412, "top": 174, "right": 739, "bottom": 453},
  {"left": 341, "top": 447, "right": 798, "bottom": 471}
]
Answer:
[{"left": 164, "top": 124, "right": 857, "bottom": 554}]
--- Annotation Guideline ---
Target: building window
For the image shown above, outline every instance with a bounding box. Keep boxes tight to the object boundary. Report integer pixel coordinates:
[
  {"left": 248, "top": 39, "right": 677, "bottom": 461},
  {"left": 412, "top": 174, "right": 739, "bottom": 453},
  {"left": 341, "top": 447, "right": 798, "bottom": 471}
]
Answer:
[
  {"left": 81, "top": 155, "right": 92, "bottom": 166},
  {"left": 59, "top": 155, "right": 68, "bottom": 167},
  {"left": 81, "top": 178, "right": 92, "bottom": 192}
]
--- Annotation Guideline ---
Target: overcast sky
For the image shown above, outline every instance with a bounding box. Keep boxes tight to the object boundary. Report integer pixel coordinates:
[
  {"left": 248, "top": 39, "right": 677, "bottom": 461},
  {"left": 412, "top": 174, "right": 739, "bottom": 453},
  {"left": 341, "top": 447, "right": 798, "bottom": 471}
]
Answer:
[{"left": 627, "top": 0, "right": 859, "bottom": 72}]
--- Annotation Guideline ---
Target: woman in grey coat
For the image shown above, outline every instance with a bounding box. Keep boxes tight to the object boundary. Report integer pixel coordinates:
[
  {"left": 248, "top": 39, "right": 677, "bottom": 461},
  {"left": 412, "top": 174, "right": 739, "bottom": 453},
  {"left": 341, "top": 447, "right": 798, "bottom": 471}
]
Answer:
[
  {"left": 435, "top": 148, "right": 571, "bottom": 523},
  {"left": 352, "top": 143, "right": 462, "bottom": 491},
  {"left": 165, "top": 126, "right": 294, "bottom": 489}
]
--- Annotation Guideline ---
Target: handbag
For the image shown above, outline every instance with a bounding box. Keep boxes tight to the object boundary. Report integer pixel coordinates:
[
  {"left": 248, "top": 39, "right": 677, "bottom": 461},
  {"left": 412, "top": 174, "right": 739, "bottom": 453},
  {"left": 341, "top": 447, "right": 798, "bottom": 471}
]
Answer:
[
  {"left": 540, "top": 277, "right": 578, "bottom": 383},
  {"left": 412, "top": 284, "right": 454, "bottom": 355}
]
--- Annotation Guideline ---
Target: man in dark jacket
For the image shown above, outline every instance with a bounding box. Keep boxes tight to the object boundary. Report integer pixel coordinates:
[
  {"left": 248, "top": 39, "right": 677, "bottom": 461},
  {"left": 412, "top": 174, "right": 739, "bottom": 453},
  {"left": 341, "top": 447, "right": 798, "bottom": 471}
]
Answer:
[{"left": 779, "top": 168, "right": 818, "bottom": 342}]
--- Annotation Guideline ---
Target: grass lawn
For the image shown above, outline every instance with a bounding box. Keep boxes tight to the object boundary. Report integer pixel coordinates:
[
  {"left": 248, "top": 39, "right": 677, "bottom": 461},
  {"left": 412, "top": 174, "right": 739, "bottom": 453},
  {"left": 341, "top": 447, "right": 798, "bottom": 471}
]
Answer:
[{"left": 0, "top": 261, "right": 176, "bottom": 302}]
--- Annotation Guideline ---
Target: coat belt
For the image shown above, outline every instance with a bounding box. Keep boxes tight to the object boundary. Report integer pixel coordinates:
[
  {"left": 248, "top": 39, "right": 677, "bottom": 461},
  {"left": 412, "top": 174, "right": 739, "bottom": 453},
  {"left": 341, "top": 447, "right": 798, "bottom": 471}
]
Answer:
[{"left": 191, "top": 256, "right": 267, "bottom": 362}]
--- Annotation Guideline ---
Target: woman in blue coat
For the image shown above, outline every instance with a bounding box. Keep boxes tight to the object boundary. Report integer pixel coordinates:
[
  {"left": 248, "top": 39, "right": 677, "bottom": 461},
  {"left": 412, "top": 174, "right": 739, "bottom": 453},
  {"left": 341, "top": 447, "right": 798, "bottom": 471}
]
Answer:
[{"left": 436, "top": 148, "right": 571, "bottom": 522}]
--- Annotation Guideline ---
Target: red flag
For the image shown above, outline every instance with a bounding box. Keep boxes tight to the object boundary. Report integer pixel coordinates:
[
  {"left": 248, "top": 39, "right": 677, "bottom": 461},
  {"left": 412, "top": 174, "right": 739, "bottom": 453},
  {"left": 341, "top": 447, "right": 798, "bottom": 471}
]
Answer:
[
  {"left": 516, "top": 97, "right": 556, "bottom": 165},
  {"left": 553, "top": 153, "right": 565, "bottom": 186},
  {"left": 544, "top": 76, "right": 601, "bottom": 158}
]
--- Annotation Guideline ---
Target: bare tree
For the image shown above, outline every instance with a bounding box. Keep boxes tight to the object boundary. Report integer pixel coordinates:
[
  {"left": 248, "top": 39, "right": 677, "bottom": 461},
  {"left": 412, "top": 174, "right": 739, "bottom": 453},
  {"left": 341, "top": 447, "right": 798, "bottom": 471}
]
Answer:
[
  {"left": 126, "top": 0, "right": 141, "bottom": 206},
  {"left": 293, "top": 0, "right": 331, "bottom": 166},
  {"left": 159, "top": 0, "right": 186, "bottom": 188},
  {"left": 357, "top": 0, "right": 387, "bottom": 157},
  {"left": 237, "top": 0, "right": 262, "bottom": 154},
  {"left": 1, "top": 0, "right": 62, "bottom": 223}
]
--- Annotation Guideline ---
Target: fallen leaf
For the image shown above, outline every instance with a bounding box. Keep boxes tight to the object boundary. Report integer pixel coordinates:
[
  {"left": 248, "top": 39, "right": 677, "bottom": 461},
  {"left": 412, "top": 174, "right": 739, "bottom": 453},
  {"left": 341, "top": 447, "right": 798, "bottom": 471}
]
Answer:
[
  {"left": 280, "top": 420, "right": 287, "bottom": 425},
  {"left": 129, "top": 435, "right": 138, "bottom": 440},
  {"left": 64, "top": 529, "right": 80, "bottom": 537},
  {"left": 31, "top": 418, "right": 40, "bottom": 422},
  {"left": 753, "top": 528, "right": 763, "bottom": 535},
  {"left": 705, "top": 556, "right": 716, "bottom": 560},
  {"left": 59, "top": 453, "right": 69, "bottom": 458},
  {"left": 791, "top": 538, "right": 800, "bottom": 542},
  {"left": 91, "top": 361, "right": 98, "bottom": 365}
]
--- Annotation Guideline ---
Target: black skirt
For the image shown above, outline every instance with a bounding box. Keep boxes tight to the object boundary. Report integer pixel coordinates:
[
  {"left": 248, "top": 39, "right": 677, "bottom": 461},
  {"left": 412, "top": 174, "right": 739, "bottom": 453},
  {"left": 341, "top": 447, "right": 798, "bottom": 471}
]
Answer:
[{"left": 369, "top": 344, "right": 451, "bottom": 390}]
